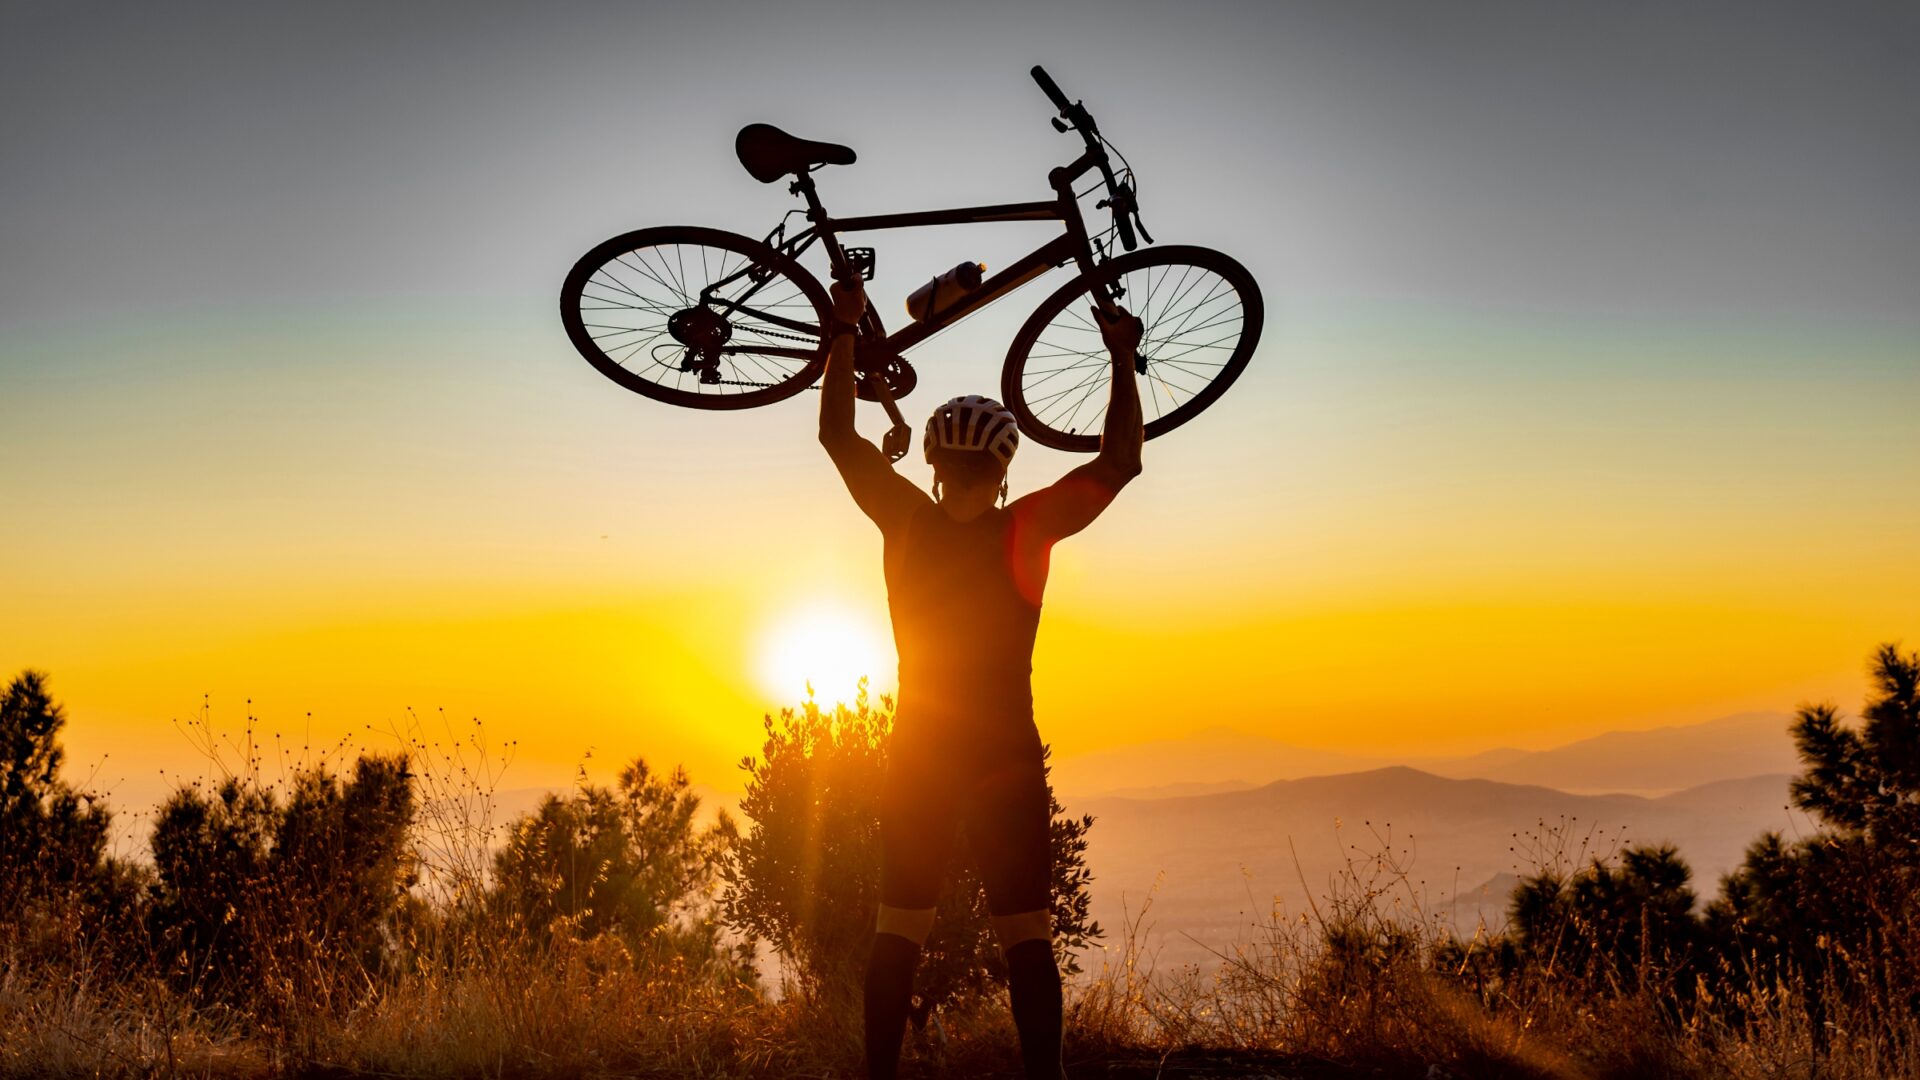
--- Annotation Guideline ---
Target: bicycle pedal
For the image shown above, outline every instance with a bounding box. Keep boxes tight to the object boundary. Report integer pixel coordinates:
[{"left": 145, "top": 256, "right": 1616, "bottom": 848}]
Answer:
[
  {"left": 881, "top": 423, "right": 911, "bottom": 462},
  {"left": 845, "top": 247, "right": 876, "bottom": 281}
]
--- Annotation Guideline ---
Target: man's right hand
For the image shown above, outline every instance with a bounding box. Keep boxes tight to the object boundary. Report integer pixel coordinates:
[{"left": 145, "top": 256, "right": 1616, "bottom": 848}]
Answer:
[{"left": 830, "top": 276, "right": 866, "bottom": 331}]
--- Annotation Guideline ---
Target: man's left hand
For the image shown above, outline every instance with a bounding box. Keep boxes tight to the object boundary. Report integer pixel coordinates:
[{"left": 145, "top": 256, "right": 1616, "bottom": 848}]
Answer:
[{"left": 1093, "top": 304, "right": 1143, "bottom": 357}]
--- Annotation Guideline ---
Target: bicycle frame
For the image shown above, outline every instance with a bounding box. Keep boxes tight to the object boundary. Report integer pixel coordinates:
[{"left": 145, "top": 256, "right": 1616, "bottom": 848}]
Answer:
[{"left": 698, "top": 142, "right": 1121, "bottom": 365}]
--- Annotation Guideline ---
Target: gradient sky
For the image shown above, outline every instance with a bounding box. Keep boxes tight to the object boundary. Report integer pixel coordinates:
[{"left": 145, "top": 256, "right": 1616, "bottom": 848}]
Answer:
[{"left": 3, "top": 1, "right": 1916, "bottom": 813}]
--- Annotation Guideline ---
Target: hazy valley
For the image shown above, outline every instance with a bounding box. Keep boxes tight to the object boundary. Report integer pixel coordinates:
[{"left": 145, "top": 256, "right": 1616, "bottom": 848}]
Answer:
[{"left": 1056, "top": 713, "right": 1811, "bottom": 971}]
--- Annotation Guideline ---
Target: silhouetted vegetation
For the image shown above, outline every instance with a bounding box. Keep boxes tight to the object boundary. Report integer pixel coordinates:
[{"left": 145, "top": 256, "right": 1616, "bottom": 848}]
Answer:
[
  {"left": 1503, "top": 841, "right": 1703, "bottom": 996},
  {"left": 1704, "top": 642, "right": 1920, "bottom": 1051},
  {"left": 0, "top": 668, "right": 147, "bottom": 960},
  {"left": 1424, "top": 642, "right": 1920, "bottom": 1076},
  {"left": 1, "top": 645, "right": 1916, "bottom": 1077},
  {"left": 490, "top": 757, "right": 750, "bottom": 981},
  {"left": 0, "top": 671, "right": 133, "bottom": 933},
  {"left": 719, "top": 682, "right": 1100, "bottom": 1033},
  {"left": 146, "top": 752, "right": 413, "bottom": 1014}
]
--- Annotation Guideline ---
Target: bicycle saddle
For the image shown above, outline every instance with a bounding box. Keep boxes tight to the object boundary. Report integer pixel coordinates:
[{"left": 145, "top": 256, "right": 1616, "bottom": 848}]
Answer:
[{"left": 735, "top": 123, "right": 857, "bottom": 184}]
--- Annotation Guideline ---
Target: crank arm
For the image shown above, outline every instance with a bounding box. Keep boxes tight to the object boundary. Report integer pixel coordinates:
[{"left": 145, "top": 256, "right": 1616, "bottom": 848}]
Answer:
[{"left": 864, "top": 372, "right": 914, "bottom": 463}]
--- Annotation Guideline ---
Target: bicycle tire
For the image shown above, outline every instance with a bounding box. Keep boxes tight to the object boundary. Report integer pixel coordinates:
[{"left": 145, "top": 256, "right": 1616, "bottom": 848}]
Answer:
[
  {"left": 561, "top": 226, "right": 832, "bottom": 410},
  {"left": 1001, "top": 245, "right": 1262, "bottom": 452}
]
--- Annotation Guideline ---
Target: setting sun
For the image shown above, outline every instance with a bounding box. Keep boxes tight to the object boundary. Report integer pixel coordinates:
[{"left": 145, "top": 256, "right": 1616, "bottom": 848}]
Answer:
[{"left": 755, "top": 602, "right": 892, "bottom": 705}]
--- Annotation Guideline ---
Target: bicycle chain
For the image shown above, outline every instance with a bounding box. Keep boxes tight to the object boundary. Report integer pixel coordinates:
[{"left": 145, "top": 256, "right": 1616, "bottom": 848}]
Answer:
[
  {"left": 671, "top": 317, "right": 824, "bottom": 389},
  {"left": 736, "top": 323, "right": 823, "bottom": 345},
  {"left": 675, "top": 300, "right": 902, "bottom": 390}
]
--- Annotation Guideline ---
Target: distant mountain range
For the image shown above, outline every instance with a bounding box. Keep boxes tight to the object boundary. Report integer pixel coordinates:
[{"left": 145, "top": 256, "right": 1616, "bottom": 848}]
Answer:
[
  {"left": 1419, "top": 712, "right": 1799, "bottom": 794},
  {"left": 1051, "top": 729, "right": 1377, "bottom": 799},
  {"left": 1052, "top": 711, "right": 1798, "bottom": 799},
  {"left": 1075, "top": 767, "right": 1808, "bottom": 972}
]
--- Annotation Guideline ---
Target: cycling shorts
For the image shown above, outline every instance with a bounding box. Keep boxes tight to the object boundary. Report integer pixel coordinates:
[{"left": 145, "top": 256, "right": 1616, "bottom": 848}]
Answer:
[{"left": 879, "top": 717, "right": 1051, "bottom": 917}]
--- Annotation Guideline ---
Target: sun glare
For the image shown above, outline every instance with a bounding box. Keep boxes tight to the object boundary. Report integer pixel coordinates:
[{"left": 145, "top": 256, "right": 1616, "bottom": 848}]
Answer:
[{"left": 756, "top": 603, "right": 891, "bottom": 705}]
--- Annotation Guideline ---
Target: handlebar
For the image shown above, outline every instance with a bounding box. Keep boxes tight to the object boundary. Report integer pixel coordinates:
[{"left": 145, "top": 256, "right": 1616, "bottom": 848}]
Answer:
[
  {"left": 1031, "top": 65, "right": 1149, "bottom": 253},
  {"left": 1030, "top": 65, "right": 1071, "bottom": 113}
]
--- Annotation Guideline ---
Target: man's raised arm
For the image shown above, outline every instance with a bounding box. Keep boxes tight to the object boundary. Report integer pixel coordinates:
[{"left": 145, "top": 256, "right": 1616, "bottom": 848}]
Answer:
[
  {"left": 818, "top": 278, "right": 928, "bottom": 535},
  {"left": 1010, "top": 306, "right": 1145, "bottom": 542}
]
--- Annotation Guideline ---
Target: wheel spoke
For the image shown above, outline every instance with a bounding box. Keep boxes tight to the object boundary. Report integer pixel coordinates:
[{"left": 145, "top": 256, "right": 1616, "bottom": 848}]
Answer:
[
  {"left": 1052, "top": 371, "right": 1111, "bottom": 434},
  {"left": 1025, "top": 362, "right": 1108, "bottom": 407},
  {"left": 1155, "top": 278, "right": 1233, "bottom": 346},
  {"left": 1149, "top": 331, "right": 1243, "bottom": 368},
  {"left": 615, "top": 252, "right": 682, "bottom": 302},
  {"left": 1023, "top": 374, "right": 1095, "bottom": 403},
  {"left": 1022, "top": 352, "right": 1106, "bottom": 391},
  {"left": 1024, "top": 347, "right": 1107, "bottom": 364},
  {"left": 1155, "top": 309, "right": 1243, "bottom": 346},
  {"left": 1144, "top": 352, "right": 1169, "bottom": 419},
  {"left": 1146, "top": 359, "right": 1208, "bottom": 395}
]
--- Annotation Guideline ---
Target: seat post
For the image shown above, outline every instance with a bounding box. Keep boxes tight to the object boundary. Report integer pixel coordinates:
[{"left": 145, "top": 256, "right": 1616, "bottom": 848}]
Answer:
[
  {"left": 790, "top": 170, "right": 853, "bottom": 285},
  {"left": 790, "top": 170, "right": 827, "bottom": 218}
]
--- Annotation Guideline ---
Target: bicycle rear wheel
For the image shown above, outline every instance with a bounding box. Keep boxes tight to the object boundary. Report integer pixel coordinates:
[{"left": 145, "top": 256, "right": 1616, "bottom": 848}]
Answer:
[
  {"left": 1002, "top": 246, "right": 1262, "bottom": 452},
  {"left": 561, "top": 226, "right": 831, "bottom": 409}
]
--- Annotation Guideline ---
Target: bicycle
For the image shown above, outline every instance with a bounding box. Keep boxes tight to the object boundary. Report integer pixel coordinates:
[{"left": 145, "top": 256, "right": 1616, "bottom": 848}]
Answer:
[{"left": 560, "top": 65, "right": 1263, "bottom": 457}]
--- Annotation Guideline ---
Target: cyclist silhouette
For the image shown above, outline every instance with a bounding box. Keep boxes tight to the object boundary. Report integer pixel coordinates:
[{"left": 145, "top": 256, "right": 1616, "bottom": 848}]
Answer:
[{"left": 818, "top": 275, "right": 1143, "bottom": 1080}]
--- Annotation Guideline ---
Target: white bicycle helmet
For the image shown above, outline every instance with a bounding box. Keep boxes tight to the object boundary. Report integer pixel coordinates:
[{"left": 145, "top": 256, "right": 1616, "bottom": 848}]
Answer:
[{"left": 924, "top": 394, "right": 1019, "bottom": 467}]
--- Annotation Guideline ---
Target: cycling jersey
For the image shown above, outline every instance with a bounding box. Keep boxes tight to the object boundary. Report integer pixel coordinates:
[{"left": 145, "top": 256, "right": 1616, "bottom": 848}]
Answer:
[
  {"left": 884, "top": 502, "right": 1042, "bottom": 730},
  {"left": 879, "top": 500, "right": 1051, "bottom": 915}
]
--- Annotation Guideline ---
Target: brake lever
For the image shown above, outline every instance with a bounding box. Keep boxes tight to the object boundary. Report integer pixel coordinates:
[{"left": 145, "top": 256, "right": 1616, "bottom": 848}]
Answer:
[{"left": 1099, "top": 183, "right": 1146, "bottom": 252}]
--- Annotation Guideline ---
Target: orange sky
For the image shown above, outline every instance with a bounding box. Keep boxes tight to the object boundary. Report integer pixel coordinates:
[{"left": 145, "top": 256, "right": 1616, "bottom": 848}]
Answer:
[
  {"left": 3, "top": 5, "right": 1916, "bottom": 817},
  {"left": 6, "top": 311, "right": 1913, "bottom": 815}
]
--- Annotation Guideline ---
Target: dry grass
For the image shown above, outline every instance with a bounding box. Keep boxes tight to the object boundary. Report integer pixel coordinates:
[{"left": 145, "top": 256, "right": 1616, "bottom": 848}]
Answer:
[
  {"left": 5, "top": 720, "right": 1916, "bottom": 1079},
  {"left": 1060, "top": 822, "right": 1920, "bottom": 1080},
  {"left": 6, "top": 876, "right": 1919, "bottom": 1078}
]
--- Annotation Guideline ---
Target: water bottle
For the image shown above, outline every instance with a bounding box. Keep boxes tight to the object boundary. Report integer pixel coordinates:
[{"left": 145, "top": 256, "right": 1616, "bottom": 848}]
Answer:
[{"left": 905, "top": 262, "right": 985, "bottom": 322}]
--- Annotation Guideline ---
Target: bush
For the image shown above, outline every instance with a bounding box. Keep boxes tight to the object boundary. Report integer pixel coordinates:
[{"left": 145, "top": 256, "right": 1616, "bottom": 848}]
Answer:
[
  {"left": 489, "top": 757, "right": 749, "bottom": 980},
  {"left": 720, "top": 682, "right": 1101, "bottom": 1024},
  {"left": 1508, "top": 842, "right": 1702, "bottom": 996},
  {"left": 148, "top": 753, "right": 414, "bottom": 1015}
]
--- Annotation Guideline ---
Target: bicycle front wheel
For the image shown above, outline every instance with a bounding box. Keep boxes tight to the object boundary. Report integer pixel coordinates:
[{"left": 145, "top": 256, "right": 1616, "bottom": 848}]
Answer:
[
  {"left": 560, "top": 226, "right": 831, "bottom": 409},
  {"left": 1002, "top": 246, "right": 1262, "bottom": 452}
]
